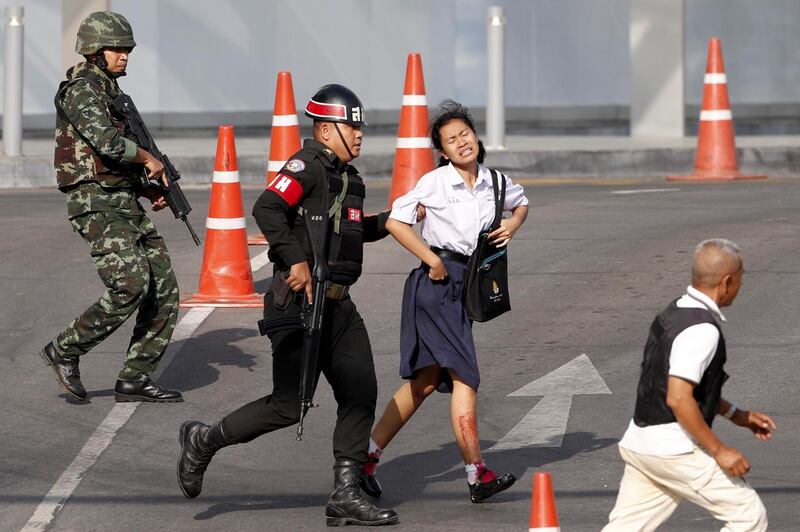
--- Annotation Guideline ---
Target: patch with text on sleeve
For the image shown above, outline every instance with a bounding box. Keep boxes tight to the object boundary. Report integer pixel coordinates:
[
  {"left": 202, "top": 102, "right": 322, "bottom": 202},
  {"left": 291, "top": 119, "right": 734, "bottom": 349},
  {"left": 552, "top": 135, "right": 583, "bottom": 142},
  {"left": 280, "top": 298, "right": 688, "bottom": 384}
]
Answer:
[
  {"left": 284, "top": 159, "right": 305, "bottom": 173},
  {"left": 266, "top": 173, "right": 304, "bottom": 207},
  {"left": 347, "top": 208, "right": 362, "bottom": 222}
]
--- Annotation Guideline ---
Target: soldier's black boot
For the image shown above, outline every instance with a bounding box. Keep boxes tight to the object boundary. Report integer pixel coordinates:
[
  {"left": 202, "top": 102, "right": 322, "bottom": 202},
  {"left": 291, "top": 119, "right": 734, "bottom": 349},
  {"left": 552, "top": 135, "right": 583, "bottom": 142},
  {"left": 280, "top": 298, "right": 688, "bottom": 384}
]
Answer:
[
  {"left": 114, "top": 375, "right": 183, "bottom": 402},
  {"left": 325, "top": 460, "right": 398, "bottom": 527},
  {"left": 177, "top": 421, "right": 232, "bottom": 499},
  {"left": 39, "top": 342, "right": 86, "bottom": 401}
]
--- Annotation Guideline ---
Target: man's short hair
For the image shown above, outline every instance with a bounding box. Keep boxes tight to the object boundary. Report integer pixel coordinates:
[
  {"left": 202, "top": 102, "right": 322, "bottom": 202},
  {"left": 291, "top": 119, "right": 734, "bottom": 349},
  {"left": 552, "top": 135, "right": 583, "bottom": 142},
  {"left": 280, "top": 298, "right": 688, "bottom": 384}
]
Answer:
[
  {"left": 695, "top": 238, "right": 740, "bottom": 257},
  {"left": 692, "top": 239, "right": 742, "bottom": 287}
]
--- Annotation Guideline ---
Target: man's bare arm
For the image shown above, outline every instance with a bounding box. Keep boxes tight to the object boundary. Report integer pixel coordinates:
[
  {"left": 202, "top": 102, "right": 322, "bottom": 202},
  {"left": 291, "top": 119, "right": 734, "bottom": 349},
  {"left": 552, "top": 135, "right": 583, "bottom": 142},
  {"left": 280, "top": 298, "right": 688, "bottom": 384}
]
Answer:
[{"left": 667, "top": 376, "right": 751, "bottom": 476}]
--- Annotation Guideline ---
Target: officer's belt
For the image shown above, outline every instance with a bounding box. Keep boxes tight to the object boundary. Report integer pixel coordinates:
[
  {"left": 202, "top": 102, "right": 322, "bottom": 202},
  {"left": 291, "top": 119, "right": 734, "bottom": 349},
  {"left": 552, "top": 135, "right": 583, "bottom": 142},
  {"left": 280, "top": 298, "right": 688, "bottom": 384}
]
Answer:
[
  {"left": 325, "top": 283, "right": 349, "bottom": 300},
  {"left": 257, "top": 282, "right": 349, "bottom": 337}
]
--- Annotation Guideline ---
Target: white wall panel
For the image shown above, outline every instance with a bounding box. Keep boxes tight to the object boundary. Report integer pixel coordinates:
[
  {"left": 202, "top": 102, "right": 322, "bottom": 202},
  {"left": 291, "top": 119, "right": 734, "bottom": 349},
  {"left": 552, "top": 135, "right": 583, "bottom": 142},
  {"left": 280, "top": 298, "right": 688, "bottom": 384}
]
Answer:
[
  {"left": 0, "top": 0, "right": 63, "bottom": 115},
  {"left": 2, "top": 0, "right": 800, "bottom": 124}
]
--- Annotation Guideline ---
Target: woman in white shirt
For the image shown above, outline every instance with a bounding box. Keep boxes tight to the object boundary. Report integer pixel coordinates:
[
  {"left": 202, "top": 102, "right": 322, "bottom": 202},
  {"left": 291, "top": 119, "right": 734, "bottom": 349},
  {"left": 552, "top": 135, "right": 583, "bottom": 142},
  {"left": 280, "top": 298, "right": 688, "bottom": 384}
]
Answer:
[{"left": 360, "top": 101, "right": 529, "bottom": 503}]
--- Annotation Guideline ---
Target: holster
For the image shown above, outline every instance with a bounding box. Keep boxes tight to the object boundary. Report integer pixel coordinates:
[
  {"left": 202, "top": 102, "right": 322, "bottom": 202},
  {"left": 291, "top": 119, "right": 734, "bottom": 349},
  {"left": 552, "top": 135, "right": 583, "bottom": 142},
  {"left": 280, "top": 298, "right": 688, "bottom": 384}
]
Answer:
[
  {"left": 271, "top": 270, "right": 294, "bottom": 310},
  {"left": 257, "top": 271, "right": 305, "bottom": 338}
]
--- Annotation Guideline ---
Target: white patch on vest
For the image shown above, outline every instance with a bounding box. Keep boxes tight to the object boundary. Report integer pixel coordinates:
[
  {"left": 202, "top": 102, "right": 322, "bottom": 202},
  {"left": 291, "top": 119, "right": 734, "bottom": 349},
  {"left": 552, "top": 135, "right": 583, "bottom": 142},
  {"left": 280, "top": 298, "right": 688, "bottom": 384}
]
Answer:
[{"left": 285, "top": 159, "right": 305, "bottom": 173}]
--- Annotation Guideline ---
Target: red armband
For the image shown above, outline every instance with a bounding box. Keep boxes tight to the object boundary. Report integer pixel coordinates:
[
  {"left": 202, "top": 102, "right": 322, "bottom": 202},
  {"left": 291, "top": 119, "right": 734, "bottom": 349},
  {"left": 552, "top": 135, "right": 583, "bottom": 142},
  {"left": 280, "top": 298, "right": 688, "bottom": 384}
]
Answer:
[{"left": 266, "top": 173, "right": 304, "bottom": 207}]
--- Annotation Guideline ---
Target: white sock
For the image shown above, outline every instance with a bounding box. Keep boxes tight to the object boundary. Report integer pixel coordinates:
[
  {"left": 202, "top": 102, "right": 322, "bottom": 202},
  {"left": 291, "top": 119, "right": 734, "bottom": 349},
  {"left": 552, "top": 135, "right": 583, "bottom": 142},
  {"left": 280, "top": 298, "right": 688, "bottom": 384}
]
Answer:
[
  {"left": 368, "top": 438, "right": 383, "bottom": 457},
  {"left": 465, "top": 463, "right": 479, "bottom": 484},
  {"left": 465, "top": 461, "right": 490, "bottom": 484}
]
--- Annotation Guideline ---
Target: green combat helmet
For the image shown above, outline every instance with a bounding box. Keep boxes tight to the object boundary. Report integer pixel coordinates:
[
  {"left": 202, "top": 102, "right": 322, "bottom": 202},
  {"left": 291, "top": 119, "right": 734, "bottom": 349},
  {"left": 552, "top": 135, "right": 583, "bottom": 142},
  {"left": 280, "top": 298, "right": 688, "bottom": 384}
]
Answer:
[{"left": 75, "top": 11, "right": 136, "bottom": 55}]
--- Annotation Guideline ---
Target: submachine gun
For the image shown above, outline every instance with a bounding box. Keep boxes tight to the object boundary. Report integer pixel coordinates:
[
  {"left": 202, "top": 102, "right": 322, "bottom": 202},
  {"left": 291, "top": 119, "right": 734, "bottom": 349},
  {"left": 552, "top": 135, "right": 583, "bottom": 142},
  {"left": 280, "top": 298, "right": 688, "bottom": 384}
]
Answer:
[{"left": 112, "top": 94, "right": 201, "bottom": 246}]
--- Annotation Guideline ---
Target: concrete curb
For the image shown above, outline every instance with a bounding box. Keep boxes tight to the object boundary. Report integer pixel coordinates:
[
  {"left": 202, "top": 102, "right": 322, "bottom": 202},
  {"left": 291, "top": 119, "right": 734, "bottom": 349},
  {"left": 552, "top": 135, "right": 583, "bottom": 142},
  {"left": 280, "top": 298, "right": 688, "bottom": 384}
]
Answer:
[{"left": 3, "top": 146, "right": 800, "bottom": 188}]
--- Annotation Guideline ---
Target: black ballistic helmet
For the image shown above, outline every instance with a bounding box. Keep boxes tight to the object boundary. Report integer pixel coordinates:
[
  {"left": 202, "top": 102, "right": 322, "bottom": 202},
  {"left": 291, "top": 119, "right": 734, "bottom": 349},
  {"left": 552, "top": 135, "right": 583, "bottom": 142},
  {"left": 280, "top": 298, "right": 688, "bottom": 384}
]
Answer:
[{"left": 304, "top": 84, "right": 366, "bottom": 127}]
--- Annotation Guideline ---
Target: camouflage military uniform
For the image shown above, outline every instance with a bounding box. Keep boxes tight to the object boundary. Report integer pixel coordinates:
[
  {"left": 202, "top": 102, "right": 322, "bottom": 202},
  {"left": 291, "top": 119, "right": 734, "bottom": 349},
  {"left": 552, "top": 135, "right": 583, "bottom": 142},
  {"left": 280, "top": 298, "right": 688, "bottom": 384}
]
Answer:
[{"left": 52, "top": 59, "right": 179, "bottom": 382}]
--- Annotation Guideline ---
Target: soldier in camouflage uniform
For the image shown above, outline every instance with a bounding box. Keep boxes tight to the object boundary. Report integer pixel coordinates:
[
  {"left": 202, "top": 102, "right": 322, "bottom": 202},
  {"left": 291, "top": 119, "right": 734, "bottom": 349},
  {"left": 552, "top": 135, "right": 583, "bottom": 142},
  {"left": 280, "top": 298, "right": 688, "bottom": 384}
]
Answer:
[{"left": 39, "top": 11, "right": 182, "bottom": 403}]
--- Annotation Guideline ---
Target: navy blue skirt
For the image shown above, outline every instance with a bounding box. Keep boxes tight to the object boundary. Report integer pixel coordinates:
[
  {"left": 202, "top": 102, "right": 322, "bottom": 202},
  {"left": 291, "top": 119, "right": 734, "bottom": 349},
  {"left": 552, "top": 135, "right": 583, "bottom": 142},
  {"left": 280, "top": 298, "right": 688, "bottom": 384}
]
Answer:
[{"left": 399, "top": 258, "right": 479, "bottom": 393}]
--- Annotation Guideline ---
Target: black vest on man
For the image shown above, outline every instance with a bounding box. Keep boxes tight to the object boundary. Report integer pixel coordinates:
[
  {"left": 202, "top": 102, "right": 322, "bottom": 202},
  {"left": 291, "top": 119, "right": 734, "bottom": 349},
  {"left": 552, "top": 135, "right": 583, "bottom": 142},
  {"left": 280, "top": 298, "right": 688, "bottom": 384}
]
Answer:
[
  {"left": 633, "top": 299, "right": 728, "bottom": 428},
  {"left": 252, "top": 139, "right": 388, "bottom": 287}
]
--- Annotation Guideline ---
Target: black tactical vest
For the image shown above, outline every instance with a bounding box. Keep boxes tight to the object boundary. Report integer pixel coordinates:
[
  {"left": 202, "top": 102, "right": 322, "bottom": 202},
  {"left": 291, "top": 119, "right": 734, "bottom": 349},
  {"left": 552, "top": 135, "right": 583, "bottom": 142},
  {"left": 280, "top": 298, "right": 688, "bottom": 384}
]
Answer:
[
  {"left": 298, "top": 147, "right": 367, "bottom": 286},
  {"left": 633, "top": 298, "right": 728, "bottom": 428}
]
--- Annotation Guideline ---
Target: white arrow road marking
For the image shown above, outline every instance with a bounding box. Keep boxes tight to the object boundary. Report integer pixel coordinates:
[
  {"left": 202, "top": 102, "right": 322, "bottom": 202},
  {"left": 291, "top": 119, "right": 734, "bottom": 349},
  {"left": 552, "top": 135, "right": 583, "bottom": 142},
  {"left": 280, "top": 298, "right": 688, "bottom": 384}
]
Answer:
[{"left": 489, "top": 353, "right": 611, "bottom": 451}]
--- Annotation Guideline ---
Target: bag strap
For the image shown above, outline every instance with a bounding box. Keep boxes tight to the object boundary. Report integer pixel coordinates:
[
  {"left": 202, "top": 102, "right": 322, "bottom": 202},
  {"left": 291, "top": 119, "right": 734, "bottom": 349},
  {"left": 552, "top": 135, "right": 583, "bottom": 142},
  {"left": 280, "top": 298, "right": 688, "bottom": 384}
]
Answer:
[{"left": 489, "top": 169, "right": 506, "bottom": 230}]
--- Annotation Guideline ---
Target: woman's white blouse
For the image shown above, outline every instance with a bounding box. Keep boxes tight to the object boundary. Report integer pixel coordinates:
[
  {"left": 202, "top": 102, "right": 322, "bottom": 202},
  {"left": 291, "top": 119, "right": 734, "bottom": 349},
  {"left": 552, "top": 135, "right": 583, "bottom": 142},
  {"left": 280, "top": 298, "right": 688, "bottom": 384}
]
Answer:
[{"left": 389, "top": 163, "right": 529, "bottom": 256}]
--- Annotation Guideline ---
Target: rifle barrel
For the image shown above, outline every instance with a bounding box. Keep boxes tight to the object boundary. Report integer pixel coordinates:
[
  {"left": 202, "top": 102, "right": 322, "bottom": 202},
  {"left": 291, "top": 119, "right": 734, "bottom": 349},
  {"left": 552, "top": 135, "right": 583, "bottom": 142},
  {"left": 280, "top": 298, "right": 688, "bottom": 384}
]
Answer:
[
  {"left": 296, "top": 401, "right": 309, "bottom": 441},
  {"left": 182, "top": 216, "right": 201, "bottom": 246}
]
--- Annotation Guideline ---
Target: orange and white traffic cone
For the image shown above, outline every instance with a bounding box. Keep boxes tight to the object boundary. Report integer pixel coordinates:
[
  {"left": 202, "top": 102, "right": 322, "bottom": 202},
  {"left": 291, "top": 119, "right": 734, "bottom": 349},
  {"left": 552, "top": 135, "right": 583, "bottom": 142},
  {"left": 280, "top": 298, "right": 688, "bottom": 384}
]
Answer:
[
  {"left": 181, "top": 125, "right": 263, "bottom": 308},
  {"left": 249, "top": 71, "right": 302, "bottom": 245},
  {"left": 529, "top": 472, "right": 560, "bottom": 532},
  {"left": 668, "top": 37, "right": 766, "bottom": 181},
  {"left": 387, "top": 53, "right": 434, "bottom": 208}
]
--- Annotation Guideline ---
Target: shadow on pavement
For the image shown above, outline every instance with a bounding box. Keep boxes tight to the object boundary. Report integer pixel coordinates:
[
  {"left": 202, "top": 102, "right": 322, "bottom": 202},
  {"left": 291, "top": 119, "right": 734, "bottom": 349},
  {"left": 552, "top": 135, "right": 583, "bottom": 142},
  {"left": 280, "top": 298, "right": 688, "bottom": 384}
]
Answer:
[
  {"left": 57, "top": 388, "right": 115, "bottom": 405},
  {"left": 375, "top": 431, "right": 617, "bottom": 506},
  {"left": 193, "top": 494, "right": 326, "bottom": 520},
  {"left": 160, "top": 328, "right": 261, "bottom": 393},
  {"left": 187, "top": 432, "right": 618, "bottom": 520}
]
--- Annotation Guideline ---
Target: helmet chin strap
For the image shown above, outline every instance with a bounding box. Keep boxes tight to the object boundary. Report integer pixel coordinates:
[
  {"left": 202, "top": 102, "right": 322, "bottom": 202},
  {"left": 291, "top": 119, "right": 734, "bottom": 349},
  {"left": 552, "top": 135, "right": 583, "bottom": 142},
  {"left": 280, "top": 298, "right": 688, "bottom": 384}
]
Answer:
[
  {"left": 95, "top": 50, "right": 125, "bottom": 78},
  {"left": 333, "top": 122, "right": 355, "bottom": 161}
]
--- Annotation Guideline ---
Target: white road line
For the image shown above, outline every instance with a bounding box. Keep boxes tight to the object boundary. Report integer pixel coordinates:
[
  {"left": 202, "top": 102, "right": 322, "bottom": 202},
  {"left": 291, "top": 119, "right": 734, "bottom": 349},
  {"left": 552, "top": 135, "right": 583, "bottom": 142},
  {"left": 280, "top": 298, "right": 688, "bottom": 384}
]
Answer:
[
  {"left": 21, "top": 250, "right": 271, "bottom": 532},
  {"left": 611, "top": 188, "right": 679, "bottom": 195},
  {"left": 20, "top": 402, "right": 139, "bottom": 531},
  {"left": 20, "top": 307, "right": 213, "bottom": 532},
  {"left": 250, "top": 249, "right": 271, "bottom": 272}
]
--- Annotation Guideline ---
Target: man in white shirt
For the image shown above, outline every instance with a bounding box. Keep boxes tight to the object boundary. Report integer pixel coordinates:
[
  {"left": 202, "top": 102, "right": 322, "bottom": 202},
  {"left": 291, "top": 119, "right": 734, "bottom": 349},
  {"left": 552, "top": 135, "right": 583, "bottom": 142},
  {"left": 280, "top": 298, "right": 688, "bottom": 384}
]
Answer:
[{"left": 603, "top": 239, "right": 776, "bottom": 532}]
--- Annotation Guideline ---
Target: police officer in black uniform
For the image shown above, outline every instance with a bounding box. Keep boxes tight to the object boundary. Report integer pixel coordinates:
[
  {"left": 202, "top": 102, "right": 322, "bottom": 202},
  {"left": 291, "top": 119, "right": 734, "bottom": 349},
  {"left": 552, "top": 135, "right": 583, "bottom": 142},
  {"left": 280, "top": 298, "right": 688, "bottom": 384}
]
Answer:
[{"left": 176, "top": 84, "right": 399, "bottom": 527}]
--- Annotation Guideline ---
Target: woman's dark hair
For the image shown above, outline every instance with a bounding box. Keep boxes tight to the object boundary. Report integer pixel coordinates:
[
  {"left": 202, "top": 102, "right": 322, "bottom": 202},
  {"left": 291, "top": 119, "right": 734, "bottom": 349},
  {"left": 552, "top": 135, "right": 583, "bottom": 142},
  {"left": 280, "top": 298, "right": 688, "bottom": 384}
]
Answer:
[{"left": 429, "top": 99, "right": 486, "bottom": 167}]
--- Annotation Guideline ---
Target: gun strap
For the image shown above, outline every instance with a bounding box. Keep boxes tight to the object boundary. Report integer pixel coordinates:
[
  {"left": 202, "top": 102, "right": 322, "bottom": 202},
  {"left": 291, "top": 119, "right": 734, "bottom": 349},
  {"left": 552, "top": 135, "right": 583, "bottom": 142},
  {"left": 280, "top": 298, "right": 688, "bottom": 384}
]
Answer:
[
  {"left": 297, "top": 168, "right": 348, "bottom": 235},
  {"left": 330, "top": 171, "right": 348, "bottom": 234}
]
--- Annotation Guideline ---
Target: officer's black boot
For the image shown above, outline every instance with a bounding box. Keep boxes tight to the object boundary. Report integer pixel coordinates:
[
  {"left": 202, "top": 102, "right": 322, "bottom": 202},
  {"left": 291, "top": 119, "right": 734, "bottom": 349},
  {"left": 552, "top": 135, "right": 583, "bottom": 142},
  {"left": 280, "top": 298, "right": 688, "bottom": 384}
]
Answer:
[
  {"left": 325, "top": 460, "right": 399, "bottom": 527},
  {"left": 39, "top": 342, "right": 86, "bottom": 401},
  {"left": 177, "top": 421, "right": 232, "bottom": 499}
]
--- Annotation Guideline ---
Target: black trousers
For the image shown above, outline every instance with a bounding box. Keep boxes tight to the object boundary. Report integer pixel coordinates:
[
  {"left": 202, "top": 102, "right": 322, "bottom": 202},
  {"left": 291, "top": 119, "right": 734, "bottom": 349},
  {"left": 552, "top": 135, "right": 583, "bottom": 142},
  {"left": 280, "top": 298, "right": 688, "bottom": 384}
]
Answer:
[{"left": 222, "top": 292, "right": 377, "bottom": 464}]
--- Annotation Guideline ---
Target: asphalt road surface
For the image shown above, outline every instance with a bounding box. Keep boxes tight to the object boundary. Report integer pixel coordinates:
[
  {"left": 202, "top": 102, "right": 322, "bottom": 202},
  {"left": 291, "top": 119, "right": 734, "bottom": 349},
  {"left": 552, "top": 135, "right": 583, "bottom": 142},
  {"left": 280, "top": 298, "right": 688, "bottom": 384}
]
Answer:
[{"left": 2, "top": 177, "right": 799, "bottom": 531}]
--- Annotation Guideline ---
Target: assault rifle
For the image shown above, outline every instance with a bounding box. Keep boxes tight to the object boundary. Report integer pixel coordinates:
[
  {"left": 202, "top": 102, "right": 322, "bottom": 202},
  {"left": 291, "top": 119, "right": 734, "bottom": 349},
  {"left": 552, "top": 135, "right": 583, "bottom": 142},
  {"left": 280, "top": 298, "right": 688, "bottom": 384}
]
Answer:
[
  {"left": 296, "top": 210, "right": 331, "bottom": 440},
  {"left": 257, "top": 208, "right": 331, "bottom": 441},
  {"left": 112, "top": 94, "right": 201, "bottom": 246}
]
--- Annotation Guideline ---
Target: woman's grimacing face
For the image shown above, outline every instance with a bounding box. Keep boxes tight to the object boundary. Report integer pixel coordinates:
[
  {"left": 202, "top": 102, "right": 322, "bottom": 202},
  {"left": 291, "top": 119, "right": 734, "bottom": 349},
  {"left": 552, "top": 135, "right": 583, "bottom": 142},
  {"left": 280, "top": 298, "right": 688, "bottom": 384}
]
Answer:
[{"left": 438, "top": 119, "right": 479, "bottom": 167}]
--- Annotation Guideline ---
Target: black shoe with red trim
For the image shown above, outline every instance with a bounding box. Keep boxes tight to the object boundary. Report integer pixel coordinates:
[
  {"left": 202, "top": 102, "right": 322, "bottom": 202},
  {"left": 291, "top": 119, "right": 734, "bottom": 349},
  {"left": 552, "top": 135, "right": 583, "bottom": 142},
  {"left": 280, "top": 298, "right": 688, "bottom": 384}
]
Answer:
[
  {"left": 468, "top": 469, "right": 516, "bottom": 503},
  {"left": 358, "top": 455, "right": 382, "bottom": 498}
]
